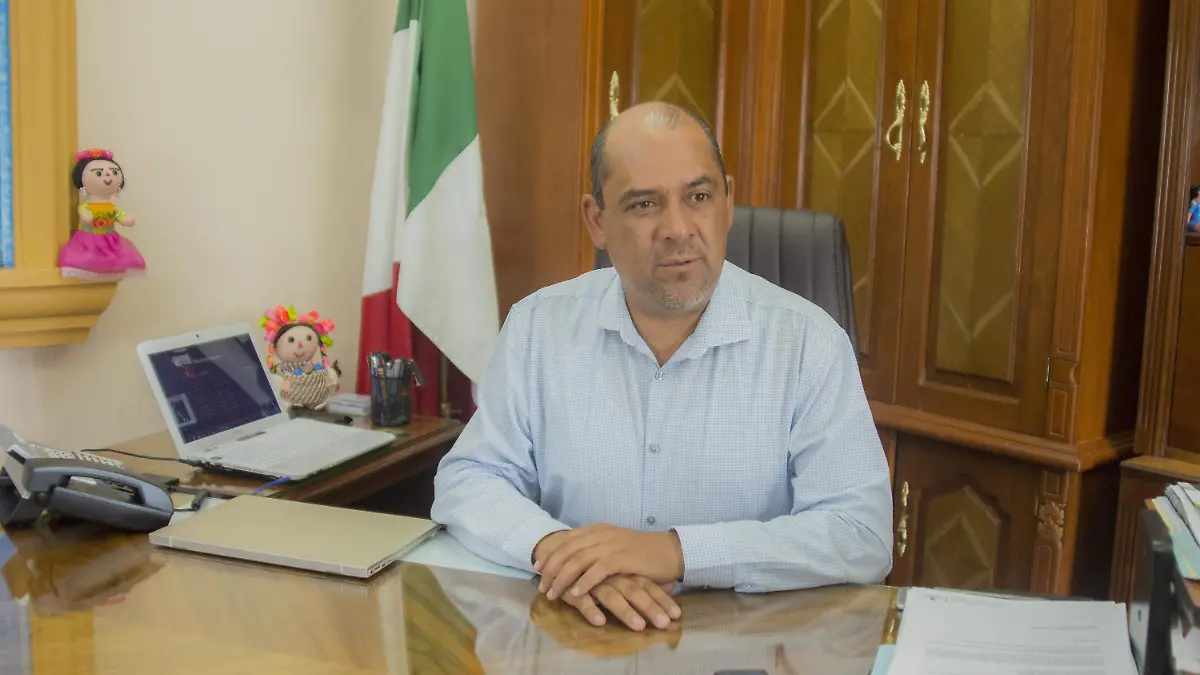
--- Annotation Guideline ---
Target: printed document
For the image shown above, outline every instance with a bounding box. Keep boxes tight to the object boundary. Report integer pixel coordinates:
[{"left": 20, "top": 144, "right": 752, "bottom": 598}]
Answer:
[{"left": 889, "top": 588, "right": 1136, "bottom": 675}]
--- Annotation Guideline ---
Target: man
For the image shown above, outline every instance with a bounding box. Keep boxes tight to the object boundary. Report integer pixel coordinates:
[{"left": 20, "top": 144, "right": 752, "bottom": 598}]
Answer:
[{"left": 431, "top": 102, "right": 892, "bottom": 632}]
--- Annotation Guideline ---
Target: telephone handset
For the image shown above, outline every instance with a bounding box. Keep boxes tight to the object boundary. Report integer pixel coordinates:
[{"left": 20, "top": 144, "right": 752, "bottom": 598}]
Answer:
[{"left": 0, "top": 426, "right": 173, "bottom": 532}]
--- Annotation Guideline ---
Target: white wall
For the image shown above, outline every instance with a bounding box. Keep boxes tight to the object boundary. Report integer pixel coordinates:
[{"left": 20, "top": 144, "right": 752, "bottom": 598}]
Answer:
[{"left": 0, "top": 0, "right": 400, "bottom": 448}]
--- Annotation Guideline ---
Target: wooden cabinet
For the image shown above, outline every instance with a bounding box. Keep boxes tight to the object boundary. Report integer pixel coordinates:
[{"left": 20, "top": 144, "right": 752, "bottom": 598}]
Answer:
[
  {"left": 1109, "top": 0, "right": 1200, "bottom": 603},
  {"left": 897, "top": 0, "right": 1067, "bottom": 433},
  {"left": 889, "top": 435, "right": 1045, "bottom": 592},
  {"left": 476, "top": 0, "right": 1169, "bottom": 598}
]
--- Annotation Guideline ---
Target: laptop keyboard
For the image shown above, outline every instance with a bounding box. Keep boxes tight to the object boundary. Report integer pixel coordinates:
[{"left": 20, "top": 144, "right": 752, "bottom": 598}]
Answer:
[{"left": 208, "top": 420, "right": 362, "bottom": 468}]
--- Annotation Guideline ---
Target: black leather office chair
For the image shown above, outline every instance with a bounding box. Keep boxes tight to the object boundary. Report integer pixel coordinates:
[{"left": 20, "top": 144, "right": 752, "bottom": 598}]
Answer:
[{"left": 593, "top": 205, "right": 859, "bottom": 352}]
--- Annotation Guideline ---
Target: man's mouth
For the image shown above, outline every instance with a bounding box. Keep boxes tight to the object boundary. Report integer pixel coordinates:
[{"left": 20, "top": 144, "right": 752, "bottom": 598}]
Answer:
[{"left": 659, "top": 257, "right": 698, "bottom": 268}]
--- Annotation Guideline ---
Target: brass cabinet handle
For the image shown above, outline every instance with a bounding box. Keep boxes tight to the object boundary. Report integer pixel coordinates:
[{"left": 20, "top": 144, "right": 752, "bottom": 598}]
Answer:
[
  {"left": 917, "top": 81, "right": 930, "bottom": 164},
  {"left": 609, "top": 71, "right": 620, "bottom": 119},
  {"left": 884, "top": 80, "right": 906, "bottom": 162},
  {"left": 896, "top": 481, "right": 909, "bottom": 558}
]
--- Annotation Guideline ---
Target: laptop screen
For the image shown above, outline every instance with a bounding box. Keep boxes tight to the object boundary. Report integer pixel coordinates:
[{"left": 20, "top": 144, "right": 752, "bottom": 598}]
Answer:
[{"left": 146, "top": 334, "right": 282, "bottom": 444}]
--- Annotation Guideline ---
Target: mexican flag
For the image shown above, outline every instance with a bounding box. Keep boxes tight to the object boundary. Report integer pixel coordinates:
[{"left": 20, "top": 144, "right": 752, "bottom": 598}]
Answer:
[{"left": 358, "top": 0, "right": 498, "bottom": 408}]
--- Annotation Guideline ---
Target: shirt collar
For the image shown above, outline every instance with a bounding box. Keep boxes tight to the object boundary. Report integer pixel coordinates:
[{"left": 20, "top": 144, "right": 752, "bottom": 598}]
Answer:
[{"left": 598, "top": 262, "right": 752, "bottom": 358}]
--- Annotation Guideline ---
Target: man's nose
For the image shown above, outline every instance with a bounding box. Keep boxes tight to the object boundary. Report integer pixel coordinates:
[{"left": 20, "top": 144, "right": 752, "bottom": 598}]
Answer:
[{"left": 658, "top": 200, "right": 696, "bottom": 242}]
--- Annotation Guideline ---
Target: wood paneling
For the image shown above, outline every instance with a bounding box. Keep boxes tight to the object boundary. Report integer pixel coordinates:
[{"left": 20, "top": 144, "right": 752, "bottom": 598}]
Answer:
[
  {"left": 475, "top": 0, "right": 586, "bottom": 317},
  {"left": 1073, "top": 0, "right": 1164, "bottom": 443},
  {"left": 896, "top": 0, "right": 1068, "bottom": 434},
  {"left": 888, "top": 434, "right": 1043, "bottom": 592},
  {"left": 1169, "top": 243, "right": 1200, "bottom": 451},
  {"left": 715, "top": 0, "right": 786, "bottom": 206},
  {"left": 1069, "top": 462, "right": 1119, "bottom": 599},
  {"left": 1135, "top": 0, "right": 1200, "bottom": 457},
  {"left": 776, "top": 0, "right": 918, "bottom": 403}
]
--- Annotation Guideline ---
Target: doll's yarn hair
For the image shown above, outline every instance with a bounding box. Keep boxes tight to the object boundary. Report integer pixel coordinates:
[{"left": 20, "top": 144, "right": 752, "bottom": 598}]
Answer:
[
  {"left": 259, "top": 305, "right": 335, "bottom": 370},
  {"left": 1191, "top": 185, "right": 1200, "bottom": 201},
  {"left": 71, "top": 148, "right": 125, "bottom": 190}
]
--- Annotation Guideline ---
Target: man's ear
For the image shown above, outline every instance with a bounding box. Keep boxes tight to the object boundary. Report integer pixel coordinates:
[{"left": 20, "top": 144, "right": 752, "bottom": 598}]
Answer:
[
  {"left": 723, "top": 174, "right": 736, "bottom": 233},
  {"left": 582, "top": 194, "right": 607, "bottom": 250}
]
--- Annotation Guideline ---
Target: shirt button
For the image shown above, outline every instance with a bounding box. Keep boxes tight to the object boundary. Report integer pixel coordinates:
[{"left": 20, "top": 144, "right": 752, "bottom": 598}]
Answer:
[
  {"left": 649, "top": 444, "right": 659, "bottom": 453},
  {"left": 646, "top": 516, "right": 656, "bottom": 525},
  {"left": 654, "top": 371, "right": 663, "bottom": 380}
]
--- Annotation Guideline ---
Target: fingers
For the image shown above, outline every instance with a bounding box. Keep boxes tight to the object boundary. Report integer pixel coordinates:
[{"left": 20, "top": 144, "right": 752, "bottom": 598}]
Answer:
[
  {"left": 562, "top": 591, "right": 606, "bottom": 627},
  {"left": 571, "top": 558, "right": 618, "bottom": 599},
  {"left": 641, "top": 578, "right": 682, "bottom": 621},
  {"left": 537, "top": 531, "right": 595, "bottom": 587},
  {"left": 547, "top": 548, "right": 604, "bottom": 601},
  {"left": 617, "top": 582, "right": 673, "bottom": 629},
  {"left": 592, "top": 583, "right": 647, "bottom": 631}
]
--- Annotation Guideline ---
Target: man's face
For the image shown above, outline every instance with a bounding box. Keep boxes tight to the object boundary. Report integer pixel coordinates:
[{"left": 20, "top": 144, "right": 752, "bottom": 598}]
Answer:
[{"left": 584, "top": 122, "right": 734, "bottom": 315}]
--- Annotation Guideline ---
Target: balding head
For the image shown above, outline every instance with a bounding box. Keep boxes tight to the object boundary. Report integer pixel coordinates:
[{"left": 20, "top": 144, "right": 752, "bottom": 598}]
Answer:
[
  {"left": 580, "top": 100, "right": 735, "bottom": 319},
  {"left": 589, "top": 102, "right": 728, "bottom": 211}
]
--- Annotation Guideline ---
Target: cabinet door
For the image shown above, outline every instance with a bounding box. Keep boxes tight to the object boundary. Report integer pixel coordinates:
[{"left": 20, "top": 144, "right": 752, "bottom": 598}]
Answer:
[
  {"left": 777, "top": 0, "right": 919, "bottom": 402},
  {"left": 896, "top": 0, "right": 1066, "bottom": 432},
  {"left": 601, "top": 0, "right": 723, "bottom": 129},
  {"left": 888, "top": 435, "right": 1042, "bottom": 592}
]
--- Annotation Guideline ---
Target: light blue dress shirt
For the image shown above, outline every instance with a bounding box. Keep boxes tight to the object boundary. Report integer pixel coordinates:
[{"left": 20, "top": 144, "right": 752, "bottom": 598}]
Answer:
[{"left": 431, "top": 261, "right": 893, "bottom": 592}]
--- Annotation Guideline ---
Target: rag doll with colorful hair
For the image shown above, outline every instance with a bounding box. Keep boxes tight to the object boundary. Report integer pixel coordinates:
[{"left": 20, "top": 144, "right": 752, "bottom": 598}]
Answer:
[{"left": 259, "top": 305, "right": 341, "bottom": 410}]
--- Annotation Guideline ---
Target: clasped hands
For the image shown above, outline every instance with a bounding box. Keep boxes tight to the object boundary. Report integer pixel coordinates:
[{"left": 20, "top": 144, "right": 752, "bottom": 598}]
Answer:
[{"left": 532, "top": 524, "right": 684, "bottom": 631}]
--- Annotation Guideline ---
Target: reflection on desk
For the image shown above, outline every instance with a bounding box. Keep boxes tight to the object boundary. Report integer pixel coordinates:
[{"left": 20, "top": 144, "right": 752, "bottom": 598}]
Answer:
[{"left": 0, "top": 522, "right": 901, "bottom": 674}]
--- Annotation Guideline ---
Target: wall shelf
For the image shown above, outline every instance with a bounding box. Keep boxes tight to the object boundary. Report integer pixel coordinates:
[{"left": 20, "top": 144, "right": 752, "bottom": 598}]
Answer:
[
  {"left": 0, "top": 0, "right": 117, "bottom": 349},
  {"left": 0, "top": 269, "right": 115, "bottom": 349}
]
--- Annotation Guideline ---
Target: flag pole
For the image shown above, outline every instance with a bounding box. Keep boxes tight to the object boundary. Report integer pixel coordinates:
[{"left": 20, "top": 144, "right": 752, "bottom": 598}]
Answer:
[{"left": 439, "top": 353, "right": 452, "bottom": 418}]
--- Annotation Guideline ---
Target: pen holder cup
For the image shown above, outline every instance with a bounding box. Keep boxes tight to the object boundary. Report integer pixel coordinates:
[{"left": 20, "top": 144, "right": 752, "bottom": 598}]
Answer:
[{"left": 369, "top": 373, "right": 413, "bottom": 427}]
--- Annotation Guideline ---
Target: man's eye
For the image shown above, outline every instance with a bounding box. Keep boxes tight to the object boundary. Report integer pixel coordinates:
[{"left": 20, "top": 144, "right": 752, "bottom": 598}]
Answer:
[
  {"left": 691, "top": 192, "right": 711, "bottom": 203},
  {"left": 630, "top": 200, "right": 655, "bottom": 211}
]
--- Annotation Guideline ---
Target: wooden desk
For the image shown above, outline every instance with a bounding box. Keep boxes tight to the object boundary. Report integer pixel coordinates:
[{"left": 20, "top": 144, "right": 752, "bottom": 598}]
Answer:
[
  {"left": 0, "top": 522, "right": 902, "bottom": 674},
  {"left": 110, "top": 415, "right": 463, "bottom": 509}
]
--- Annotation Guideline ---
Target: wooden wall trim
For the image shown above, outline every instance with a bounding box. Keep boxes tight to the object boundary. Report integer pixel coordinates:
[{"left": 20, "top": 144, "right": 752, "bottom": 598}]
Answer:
[
  {"left": 716, "top": 0, "right": 786, "bottom": 207},
  {"left": 1134, "top": 0, "right": 1200, "bottom": 457},
  {"left": 574, "top": 0, "right": 607, "bottom": 275},
  {"left": 746, "top": 0, "right": 786, "bottom": 206},
  {"left": 10, "top": 0, "right": 77, "bottom": 270},
  {"left": 872, "top": 401, "right": 1134, "bottom": 471},
  {"left": 1029, "top": 470, "right": 1073, "bottom": 595},
  {"left": 1041, "top": 0, "right": 1105, "bottom": 443},
  {"left": 1050, "top": 0, "right": 1102, "bottom": 368}
]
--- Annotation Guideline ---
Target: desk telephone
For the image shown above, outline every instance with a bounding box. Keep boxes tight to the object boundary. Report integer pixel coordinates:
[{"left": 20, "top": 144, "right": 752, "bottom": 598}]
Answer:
[{"left": 0, "top": 426, "right": 172, "bottom": 532}]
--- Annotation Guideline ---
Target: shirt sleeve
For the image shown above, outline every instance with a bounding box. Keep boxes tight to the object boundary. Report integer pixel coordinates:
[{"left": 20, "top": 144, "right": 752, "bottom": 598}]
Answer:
[
  {"left": 671, "top": 325, "right": 894, "bottom": 592},
  {"left": 430, "top": 305, "right": 569, "bottom": 573}
]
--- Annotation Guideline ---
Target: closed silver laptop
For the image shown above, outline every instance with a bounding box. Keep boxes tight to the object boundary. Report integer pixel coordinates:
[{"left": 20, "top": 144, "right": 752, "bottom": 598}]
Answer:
[{"left": 149, "top": 496, "right": 440, "bottom": 578}]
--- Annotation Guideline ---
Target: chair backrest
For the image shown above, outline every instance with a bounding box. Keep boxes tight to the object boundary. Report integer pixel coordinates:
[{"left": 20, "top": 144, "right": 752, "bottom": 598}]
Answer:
[{"left": 593, "top": 205, "right": 859, "bottom": 351}]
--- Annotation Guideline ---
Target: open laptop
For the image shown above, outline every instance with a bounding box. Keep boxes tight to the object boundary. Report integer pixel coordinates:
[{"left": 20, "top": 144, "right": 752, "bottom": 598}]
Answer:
[
  {"left": 136, "top": 324, "right": 395, "bottom": 480},
  {"left": 150, "top": 495, "right": 439, "bottom": 578}
]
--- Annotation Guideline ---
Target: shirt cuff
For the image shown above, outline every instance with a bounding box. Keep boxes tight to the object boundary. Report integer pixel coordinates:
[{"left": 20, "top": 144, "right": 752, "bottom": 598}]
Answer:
[
  {"left": 672, "top": 524, "right": 736, "bottom": 589},
  {"left": 502, "top": 512, "right": 570, "bottom": 573}
]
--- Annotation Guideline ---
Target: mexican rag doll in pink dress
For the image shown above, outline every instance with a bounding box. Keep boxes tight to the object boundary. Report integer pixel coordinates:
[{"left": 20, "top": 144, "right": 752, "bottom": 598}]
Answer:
[{"left": 59, "top": 148, "right": 146, "bottom": 280}]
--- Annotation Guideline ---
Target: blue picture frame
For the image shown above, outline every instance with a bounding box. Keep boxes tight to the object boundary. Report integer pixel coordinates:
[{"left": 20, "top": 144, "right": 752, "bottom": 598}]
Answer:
[{"left": 0, "top": 0, "right": 13, "bottom": 269}]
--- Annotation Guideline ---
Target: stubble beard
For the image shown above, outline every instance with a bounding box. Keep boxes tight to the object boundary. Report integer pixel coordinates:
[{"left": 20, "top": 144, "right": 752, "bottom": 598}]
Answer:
[{"left": 650, "top": 273, "right": 713, "bottom": 311}]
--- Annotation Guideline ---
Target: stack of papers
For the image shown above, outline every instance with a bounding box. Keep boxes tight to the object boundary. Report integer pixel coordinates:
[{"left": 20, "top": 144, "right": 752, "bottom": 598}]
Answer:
[
  {"left": 1158, "top": 486, "right": 1200, "bottom": 580},
  {"left": 888, "top": 588, "right": 1136, "bottom": 674},
  {"left": 326, "top": 393, "right": 371, "bottom": 416}
]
